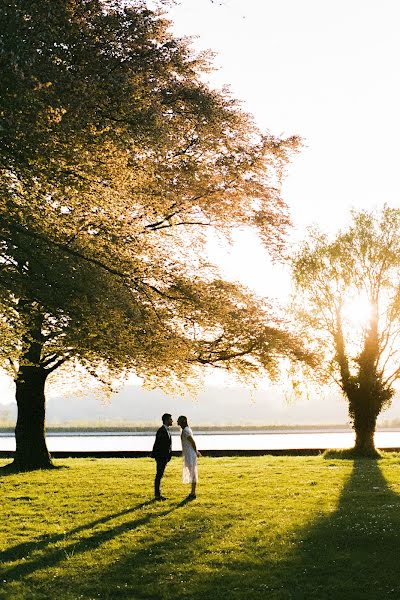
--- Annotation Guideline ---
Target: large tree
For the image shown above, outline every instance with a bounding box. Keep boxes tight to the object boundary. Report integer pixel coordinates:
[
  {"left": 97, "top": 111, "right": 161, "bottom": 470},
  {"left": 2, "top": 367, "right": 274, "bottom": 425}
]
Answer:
[
  {"left": 1, "top": 0, "right": 306, "bottom": 470},
  {"left": 291, "top": 207, "right": 400, "bottom": 455}
]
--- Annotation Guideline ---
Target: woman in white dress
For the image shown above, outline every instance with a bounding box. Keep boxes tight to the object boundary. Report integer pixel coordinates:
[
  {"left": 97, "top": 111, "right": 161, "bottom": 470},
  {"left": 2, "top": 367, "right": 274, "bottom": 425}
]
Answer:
[{"left": 177, "top": 415, "right": 201, "bottom": 499}]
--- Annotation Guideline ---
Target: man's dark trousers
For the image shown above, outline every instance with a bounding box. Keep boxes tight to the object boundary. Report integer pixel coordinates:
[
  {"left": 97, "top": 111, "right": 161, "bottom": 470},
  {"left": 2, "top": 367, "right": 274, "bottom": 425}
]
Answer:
[
  {"left": 155, "top": 459, "right": 168, "bottom": 497},
  {"left": 152, "top": 425, "right": 172, "bottom": 498}
]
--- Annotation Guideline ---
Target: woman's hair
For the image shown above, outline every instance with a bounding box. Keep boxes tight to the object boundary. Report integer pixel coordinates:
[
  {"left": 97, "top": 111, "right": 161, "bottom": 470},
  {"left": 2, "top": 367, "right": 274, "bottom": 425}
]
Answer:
[{"left": 177, "top": 415, "right": 188, "bottom": 426}]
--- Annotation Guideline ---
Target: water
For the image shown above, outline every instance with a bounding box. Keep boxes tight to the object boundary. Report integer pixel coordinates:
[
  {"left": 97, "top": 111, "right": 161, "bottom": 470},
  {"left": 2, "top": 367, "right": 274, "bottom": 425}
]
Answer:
[{"left": 1, "top": 430, "right": 400, "bottom": 451}]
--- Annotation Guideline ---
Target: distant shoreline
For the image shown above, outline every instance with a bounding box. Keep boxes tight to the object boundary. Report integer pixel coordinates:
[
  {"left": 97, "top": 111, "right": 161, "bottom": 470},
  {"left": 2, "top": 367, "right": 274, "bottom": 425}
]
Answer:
[
  {"left": 0, "top": 423, "right": 365, "bottom": 433},
  {"left": 2, "top": 423, "right": 400, "bottom": 435}
]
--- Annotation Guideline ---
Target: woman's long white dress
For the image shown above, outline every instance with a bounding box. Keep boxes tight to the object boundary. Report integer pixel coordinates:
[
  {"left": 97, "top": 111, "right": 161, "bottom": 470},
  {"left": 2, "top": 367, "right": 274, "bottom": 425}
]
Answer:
[{"left": 181, "top": 426, "right": 198, "bottom": 483}]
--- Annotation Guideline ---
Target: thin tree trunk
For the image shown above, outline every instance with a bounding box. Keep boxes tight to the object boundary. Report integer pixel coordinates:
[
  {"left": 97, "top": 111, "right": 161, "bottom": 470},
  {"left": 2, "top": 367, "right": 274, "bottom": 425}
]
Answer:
[{"left": 12, "top": 365, "right": 53, "bottom": 470}]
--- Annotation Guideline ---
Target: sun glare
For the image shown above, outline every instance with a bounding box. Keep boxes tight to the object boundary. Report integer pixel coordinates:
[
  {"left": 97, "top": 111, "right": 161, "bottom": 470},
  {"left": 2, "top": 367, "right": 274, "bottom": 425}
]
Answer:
[{"left": 343, "top": 294, "right": 372, "bottom": 330}]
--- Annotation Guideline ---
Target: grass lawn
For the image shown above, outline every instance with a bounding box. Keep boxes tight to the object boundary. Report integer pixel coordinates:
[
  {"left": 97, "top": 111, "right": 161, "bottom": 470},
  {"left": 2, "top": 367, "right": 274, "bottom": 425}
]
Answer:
[{"left": 1, "top": 454, "right": 400, "bottom": 599}]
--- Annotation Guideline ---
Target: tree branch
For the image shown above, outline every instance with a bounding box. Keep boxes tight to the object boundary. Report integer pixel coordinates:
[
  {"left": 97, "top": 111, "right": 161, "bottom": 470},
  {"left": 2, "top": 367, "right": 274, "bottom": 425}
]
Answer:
[
  {"left": 45, "top": 355, "right": 71, "bottom": 374},
  {"left": 0, "top": 217, "right": 130, "bottom": 279}
]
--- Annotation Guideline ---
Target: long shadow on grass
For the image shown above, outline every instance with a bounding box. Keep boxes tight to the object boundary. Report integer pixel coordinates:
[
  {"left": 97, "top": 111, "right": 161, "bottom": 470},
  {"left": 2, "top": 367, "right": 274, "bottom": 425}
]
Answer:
[
  {"left": 24, "top": 499, "right": 215, "bottom": 600},
  {"left": 189, "top": 459, "right": 400, "bottom": 599},
  {"left": 1, "top": 498, "right": 191, "bottom": 583},
  {"left": 0, "top": 500, "right": 155, "bottom": 564}
]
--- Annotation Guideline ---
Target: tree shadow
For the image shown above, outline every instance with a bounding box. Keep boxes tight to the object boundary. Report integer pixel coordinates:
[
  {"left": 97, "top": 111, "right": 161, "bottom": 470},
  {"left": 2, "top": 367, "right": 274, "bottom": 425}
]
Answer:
[
  {"left": 23, "top": 499, "right": 218, "bottom": 600},
  {"left": 275, "top": 458, "right": 400, "bottom": 598},
  {"left": 0, "top": 500, "right": 156, "bottom": 564},
  {"left": 188, "top": 458, "right": 400, "bottom": 599},
  {"left": 0, "top": 462, "right": 67, "bottom": 476},
  {"left": 1, "top": 498, "right": 191, "bottom": 584}
]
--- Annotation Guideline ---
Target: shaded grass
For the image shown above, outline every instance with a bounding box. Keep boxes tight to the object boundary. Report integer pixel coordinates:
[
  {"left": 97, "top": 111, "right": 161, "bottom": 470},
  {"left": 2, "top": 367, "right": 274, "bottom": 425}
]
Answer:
[
  {"left": 324, "top": 447, "right": 382, "bottom": 460},
  {"left": 1, "top": 454, "right": 400, "bottom": 599}
]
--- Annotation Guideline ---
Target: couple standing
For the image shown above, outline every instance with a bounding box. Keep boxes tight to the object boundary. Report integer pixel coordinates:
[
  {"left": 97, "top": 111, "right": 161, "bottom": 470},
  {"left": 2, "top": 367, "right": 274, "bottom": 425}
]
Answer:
[{"left": 152, "top": 413, "right": 201, "bottom": 501}]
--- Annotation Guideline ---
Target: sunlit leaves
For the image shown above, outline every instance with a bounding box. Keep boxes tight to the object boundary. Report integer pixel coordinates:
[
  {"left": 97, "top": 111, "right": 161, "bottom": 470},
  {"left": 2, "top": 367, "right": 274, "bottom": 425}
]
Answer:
[{"left": 0, "top": 0, "right": 304, "bottom": 396}]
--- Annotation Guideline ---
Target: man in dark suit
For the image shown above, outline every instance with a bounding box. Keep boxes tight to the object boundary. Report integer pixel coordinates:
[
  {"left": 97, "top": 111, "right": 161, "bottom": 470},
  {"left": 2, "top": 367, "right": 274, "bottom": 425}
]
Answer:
[{"left": 151, "top": 413, "right": 173, "bottom": 500}]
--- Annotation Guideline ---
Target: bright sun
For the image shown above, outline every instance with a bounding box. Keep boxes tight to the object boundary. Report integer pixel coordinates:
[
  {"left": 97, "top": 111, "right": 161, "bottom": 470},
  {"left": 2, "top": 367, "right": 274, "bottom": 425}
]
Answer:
[{"left": 343, "top": 294, "right": 373, "bottom": 329}]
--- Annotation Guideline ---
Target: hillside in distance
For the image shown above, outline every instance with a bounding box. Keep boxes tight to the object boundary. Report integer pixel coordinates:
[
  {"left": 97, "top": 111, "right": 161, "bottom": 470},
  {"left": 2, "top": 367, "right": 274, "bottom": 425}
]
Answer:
[
  {"left": 0, "top": 384, "right": 356, "bottom": 428},
  {"left": 1, "top": 383, "right": 400, "bottom": 429}
]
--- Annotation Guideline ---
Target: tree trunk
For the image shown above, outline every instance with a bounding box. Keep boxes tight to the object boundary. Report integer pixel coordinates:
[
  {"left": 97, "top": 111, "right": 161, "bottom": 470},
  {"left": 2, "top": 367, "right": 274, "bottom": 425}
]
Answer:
[
  {"left": 11, "top": 365, "right": 53, "bottom": 470},
  {"left": 340, "top": 302, "right": 382, "bottom": 457},
  {"left": 352, "top": 402, "right": 379, "bottom": 457},
  {"left": 354, "top": 426, "right": 377, "bottom": 455},
  {"left": 7, "top": 303, "right": 53, "bottom": 471}
]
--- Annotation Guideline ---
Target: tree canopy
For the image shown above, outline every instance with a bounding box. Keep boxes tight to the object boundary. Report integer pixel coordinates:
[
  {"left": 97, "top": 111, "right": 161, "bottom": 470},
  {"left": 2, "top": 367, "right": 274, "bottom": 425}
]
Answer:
[
  {"left": 291, "top": 206, "right": 400, "bottom": 454},
  {"left": 0, "top": 0, "right": 305, "bottom": 469}
]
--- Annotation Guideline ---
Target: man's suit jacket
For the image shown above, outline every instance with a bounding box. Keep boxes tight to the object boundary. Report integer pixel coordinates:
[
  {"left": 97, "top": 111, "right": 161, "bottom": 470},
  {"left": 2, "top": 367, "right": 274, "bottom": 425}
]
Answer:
[{"left": 151, "top": 426, "right": 172, "bottom": 462}]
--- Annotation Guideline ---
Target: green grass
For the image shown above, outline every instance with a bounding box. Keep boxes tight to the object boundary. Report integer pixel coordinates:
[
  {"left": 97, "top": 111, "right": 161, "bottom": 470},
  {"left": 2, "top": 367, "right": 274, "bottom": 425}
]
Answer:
[{"left": 1, "top": 454, "right": 400, "bottom": 599}]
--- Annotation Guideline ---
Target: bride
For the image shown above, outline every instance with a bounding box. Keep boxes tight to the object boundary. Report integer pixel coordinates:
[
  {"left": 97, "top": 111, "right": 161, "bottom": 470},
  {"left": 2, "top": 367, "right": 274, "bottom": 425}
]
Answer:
[{"left": 177, "top": 415, "right": 201, "bottom": 499}]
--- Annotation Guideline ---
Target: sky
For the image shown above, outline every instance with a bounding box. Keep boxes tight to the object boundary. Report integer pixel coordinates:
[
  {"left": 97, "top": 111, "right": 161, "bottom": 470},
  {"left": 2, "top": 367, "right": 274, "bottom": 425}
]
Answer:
[
  {"left": 168, "top": 0, "right": 400, "bottom": 296},
  {"left": 2, "top": 1, "right": 400, "bottom": 424}
]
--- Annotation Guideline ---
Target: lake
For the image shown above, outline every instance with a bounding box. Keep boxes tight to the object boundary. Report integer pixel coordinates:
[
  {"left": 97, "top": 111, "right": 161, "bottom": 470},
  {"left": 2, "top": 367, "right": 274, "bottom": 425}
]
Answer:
[{"left": 1, "top": 429, "right": 400, "bottom": 452}]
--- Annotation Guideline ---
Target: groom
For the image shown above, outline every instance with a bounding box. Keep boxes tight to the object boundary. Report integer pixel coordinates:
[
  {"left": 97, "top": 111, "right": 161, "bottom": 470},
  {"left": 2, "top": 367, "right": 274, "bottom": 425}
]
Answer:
[{"left": 151, "top": 413, "right": 173, "bottom": 500}]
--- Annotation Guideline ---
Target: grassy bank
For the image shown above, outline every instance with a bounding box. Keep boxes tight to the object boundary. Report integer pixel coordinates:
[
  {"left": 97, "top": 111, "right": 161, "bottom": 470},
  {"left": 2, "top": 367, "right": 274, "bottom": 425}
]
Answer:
[{"left": 1, "top": 455, "right": 400, "bottom": 599}]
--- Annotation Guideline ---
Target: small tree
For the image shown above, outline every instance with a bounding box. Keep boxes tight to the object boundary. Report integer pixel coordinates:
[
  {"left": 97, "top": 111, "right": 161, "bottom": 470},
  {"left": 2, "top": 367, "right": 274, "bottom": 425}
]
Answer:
[
  {"left": 292, "top": 206, "right": 400, "bottom": 455},
  {"left": 1, "top": 0, "right": 306, "bottom": 470}
]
